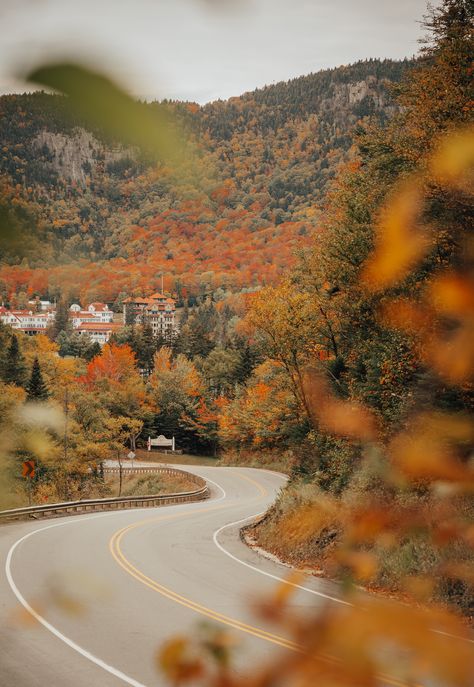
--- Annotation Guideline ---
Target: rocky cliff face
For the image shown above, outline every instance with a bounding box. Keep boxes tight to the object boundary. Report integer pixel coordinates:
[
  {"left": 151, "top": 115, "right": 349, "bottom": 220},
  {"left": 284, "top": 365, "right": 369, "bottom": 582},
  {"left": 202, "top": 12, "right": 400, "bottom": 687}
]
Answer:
[
  {"left": 34, "top": 128, "right": 128, "bottom": 185},
  {"left": 346, "top": 76, "right": 390, "bottom": 108},
  {"left": 319, "top": 76, "right": 398, "bottom": 120},
  {"left": 0, "top": 58, "right": 411, "bottom": 274}
]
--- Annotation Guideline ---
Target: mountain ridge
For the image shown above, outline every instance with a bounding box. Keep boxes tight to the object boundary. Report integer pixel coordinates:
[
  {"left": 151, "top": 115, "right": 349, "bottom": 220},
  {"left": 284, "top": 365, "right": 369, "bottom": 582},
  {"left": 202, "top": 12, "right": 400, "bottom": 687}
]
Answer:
[{"left": 0, "top": 57, "right": 413, "bottom": 306}]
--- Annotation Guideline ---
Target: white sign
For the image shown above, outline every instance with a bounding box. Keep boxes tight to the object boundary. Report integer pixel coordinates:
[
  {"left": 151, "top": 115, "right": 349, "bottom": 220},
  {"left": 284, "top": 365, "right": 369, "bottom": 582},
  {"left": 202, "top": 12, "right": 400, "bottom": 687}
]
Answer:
[
  {"left": 127, "top": 451, "right": 136, "bottom": 460},
  {"left": 148, "top": 435, "right": 176, "bottom": 451}
]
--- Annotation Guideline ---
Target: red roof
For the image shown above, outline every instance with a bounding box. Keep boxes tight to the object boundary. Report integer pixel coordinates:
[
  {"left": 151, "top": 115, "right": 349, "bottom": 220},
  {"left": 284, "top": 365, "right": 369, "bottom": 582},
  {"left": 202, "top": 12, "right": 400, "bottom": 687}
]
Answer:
[
  {"left": 123, "top": 297, "right": 151, "bottom": 304},
  {"left": 77, "top": 322, "right": 121, "bottom": 331},
  {"left": 123, "top": 294, "right": 175, "bottom": 306}
]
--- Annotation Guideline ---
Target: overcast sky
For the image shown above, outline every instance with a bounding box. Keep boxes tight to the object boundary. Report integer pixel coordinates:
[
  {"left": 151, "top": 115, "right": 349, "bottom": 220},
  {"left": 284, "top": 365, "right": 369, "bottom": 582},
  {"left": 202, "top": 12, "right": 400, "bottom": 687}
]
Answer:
[{"left": 0, "top": 0, "right": 438, "bottom": 104}]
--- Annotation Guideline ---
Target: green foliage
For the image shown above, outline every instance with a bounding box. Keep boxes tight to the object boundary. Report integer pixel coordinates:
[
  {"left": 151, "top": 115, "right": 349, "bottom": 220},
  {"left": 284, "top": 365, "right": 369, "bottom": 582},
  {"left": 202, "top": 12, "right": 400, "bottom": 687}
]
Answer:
[
  {"left": 0, "top": 59, "right": 410, "bottom": 301},
  {"left": 1, "top": 334, "right": 27, "bottom": 387},
  {"left": 26, "top": 356, "right": 49, "bottom": 401},
  {"left": 49, "top": 299, "right": 71, "bottom": 340},
  {"left": 27, "top": 63, "right": 186, "bottom": 163}
]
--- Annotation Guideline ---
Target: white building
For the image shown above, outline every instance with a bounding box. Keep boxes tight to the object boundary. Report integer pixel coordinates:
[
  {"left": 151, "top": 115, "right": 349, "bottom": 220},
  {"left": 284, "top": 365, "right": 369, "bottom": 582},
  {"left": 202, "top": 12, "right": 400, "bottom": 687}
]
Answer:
[
  {"left": 75, "top": 322, "right": 121, "bottom": 346},
  {"left": 69, "top": 302, "right": 114, "bottom": 327},
  {"left": 87, "top": 303, "right": 114, "bottom": 323},
  {"left": 0, "top": 301, "right": 117, "bottom": 345},
  {"left": 0, "top": 307, "right": 55, "bottom": 334}
]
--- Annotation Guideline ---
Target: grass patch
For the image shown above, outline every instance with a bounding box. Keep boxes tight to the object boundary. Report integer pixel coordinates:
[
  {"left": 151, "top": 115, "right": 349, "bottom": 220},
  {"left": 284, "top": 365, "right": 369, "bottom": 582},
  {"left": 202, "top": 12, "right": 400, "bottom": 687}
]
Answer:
[
  {"left": 250, "top": 481, "right": 343, "bottom": 569},
  {"left": 106, "top": 471, "right": 197, "bottom": 497},
  {"left": 251, "top": 479, "right": 474, "bottom": 616},
  {"left": 218, "top": 448, "right": 290, "bottom": 474}
]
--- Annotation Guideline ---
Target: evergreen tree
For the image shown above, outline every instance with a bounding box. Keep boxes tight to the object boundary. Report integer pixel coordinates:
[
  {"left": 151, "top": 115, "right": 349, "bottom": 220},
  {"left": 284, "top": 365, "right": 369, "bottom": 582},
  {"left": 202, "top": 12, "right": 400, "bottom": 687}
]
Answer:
[
  {"left": 1, "top": 334, "right": 27, "bottom": 387},
  {"left": 49, "top": 299, "right": 71, "bottom": 340},
  {"left": 233, "top": 338, "right": 261, "bottom": 385},
  {"left": 135, "top": 323, "right": 156, "bottom": 374},
  {"left": 56, "top": 330, "right": 71, "bottom": 357},
  {"left": 26, "top": 357, "right": 49, "bottom": 401},
  {"left": 125, "top": 303, "right": 137, "bottom": 326},
  {"left": 85, "top": 341, "right": 102, "bottom": 361}
]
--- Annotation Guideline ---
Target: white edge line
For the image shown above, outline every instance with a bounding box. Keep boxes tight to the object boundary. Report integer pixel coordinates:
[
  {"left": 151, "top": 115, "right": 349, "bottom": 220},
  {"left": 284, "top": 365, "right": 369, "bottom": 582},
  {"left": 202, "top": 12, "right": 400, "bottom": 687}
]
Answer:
[
  {"left": 4, "top": 476, "right": 229, "bottom": 687},
  {"left": 212, "top": 477, "right": 474, "bottom": 644},
  {"left": 202, "top": 476, "right": 226, "bottom": 502},
  {"left": 212, "top": 512, "right": 352, "bottom": 607},
  {"left": 5, "top": 480, "right": 227, "bottom": 687},
  {"left": 5, "top": 513, "right": 148, "bottom": 686}
]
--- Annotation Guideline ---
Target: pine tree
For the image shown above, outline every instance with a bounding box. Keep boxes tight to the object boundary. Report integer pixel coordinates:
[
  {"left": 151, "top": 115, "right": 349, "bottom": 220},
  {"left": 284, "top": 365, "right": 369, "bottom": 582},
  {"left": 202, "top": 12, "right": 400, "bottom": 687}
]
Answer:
[
  {"left": 85, "top": 341, "right": 101, "bottom": 361},
  {"left": 1, "top": 334, "right": 27, "bottom": 387},
  {"left": 125, "top": 303, "right": 137, "bottom": 326},
  {"left": 136, "top": 323, "right": 156, "bottom": 374},
  {"left": 26, "top": 357, "right": 49, "bottom": 401},
  {"left": 49, "top": 299, "right": 71, "bottom": 340}
]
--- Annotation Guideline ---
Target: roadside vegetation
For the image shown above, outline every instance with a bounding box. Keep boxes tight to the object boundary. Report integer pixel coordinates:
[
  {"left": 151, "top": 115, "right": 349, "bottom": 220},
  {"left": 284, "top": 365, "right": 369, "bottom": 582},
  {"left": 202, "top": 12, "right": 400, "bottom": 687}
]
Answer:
[
  {"left": 1, "top": 1, "right": 472, "bottom": 616},
  {"left": 0, "top": 1, "right": 472, "bottom": 686},
  {"left": 108, "top": 471, "right": 198, "bottom": 498}
]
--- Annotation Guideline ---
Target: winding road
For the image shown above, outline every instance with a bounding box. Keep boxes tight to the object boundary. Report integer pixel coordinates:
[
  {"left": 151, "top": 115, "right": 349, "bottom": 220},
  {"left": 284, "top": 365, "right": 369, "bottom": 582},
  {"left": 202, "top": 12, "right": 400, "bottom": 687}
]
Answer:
[{"left": 0, "top": 465, "right": 349, "bottom": 687}]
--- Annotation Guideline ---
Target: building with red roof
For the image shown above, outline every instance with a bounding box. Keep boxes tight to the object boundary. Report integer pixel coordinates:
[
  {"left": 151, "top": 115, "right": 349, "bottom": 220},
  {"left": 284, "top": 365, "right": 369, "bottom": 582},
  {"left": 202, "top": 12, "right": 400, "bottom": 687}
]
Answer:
[
  {"left": 123, "top": 292, "right": 177, "bottom": 339},
  {"left": 75, "top": 321, "right": 122, "bottom": 345}
]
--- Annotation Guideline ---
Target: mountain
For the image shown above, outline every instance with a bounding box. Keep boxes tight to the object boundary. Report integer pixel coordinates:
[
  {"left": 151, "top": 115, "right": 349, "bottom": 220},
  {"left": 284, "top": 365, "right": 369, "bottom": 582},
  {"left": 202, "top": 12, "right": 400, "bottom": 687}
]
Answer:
[{"left": 0, "top": 58, "right": 413, "bottom": 306}]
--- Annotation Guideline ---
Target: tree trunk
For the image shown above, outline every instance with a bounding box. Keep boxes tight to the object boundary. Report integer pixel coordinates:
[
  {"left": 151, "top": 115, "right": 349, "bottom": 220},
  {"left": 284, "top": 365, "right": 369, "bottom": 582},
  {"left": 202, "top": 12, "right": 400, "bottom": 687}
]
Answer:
[{"left": 118, "top": 450, "right": 123, "bottom": 496}]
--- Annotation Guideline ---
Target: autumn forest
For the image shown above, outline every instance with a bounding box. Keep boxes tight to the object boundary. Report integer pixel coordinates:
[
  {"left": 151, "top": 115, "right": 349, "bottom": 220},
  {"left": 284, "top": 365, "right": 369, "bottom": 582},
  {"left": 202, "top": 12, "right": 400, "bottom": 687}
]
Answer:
[{"left": 0, "top": 2, "right": 473, "bottom": 668}]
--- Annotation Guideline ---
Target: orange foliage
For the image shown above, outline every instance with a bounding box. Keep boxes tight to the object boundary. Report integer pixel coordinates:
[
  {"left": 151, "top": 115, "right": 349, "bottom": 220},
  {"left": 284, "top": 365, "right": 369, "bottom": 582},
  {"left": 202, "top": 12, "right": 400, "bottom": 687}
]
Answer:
[{"left": 81, "top": 343, "right": 137, "bottom": 387}]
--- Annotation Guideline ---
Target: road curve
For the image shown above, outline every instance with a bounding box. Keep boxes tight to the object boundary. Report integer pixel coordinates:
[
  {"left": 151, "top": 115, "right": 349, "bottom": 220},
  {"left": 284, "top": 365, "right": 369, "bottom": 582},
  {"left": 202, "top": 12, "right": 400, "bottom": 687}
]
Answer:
[{"left": 0, "top": 466, "right": 364, "bottom": 686}]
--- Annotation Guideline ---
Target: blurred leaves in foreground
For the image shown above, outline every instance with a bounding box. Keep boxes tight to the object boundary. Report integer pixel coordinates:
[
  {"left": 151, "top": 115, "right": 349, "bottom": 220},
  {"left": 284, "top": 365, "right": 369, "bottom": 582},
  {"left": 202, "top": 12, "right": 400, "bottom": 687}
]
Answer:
[
  {"left": 157, "top": 2, "right": 474, "bottom": 678},
  {"left": 158, "top": 124, "right": 474, "bottom": 687},
  {"left": 26, "top": 63, "right": 187, "bottom": 165},
  {"left": 0, "top": 59, "right": 194, "bottom": 258}
]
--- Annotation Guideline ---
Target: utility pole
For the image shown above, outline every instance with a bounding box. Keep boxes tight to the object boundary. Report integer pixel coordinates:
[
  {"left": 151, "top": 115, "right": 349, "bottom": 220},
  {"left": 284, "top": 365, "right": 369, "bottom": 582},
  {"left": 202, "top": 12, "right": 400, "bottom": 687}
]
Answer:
[
  {"left": 64, "top": 387, "right": 69, "bottom": 462},
  {"left": 63, "top": 387, "right": 69, "bottom": 499}
]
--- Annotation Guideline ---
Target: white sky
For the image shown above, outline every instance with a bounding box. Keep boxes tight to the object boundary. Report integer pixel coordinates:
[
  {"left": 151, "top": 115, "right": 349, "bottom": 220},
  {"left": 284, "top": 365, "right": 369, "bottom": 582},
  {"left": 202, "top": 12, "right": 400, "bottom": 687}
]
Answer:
[{"left": 0, "top": 0, "right": 438, "bottom": 104}]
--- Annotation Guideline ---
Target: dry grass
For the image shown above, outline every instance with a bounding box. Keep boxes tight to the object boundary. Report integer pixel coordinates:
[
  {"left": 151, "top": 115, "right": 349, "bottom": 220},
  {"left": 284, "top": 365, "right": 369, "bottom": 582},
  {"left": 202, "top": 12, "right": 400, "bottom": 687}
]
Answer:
[
  {"left": 106, "top": 471, "right": 197, "bottom": 497},
  {"left": 218, "top": 448, "right": 290, "bottom": 474},
  {"left": 250, "top": 481, "right": 343, "bottom": 570},
  {"left": 251, "top": 480, "right": 474, "bottom": 616}
]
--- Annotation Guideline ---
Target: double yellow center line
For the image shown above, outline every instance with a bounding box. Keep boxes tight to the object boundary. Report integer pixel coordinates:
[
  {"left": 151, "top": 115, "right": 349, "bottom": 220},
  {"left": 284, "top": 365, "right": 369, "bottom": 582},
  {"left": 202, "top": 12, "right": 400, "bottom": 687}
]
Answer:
[
  {"left": 108, "top": 472, "right": 414, "bottom": 687},
  {"left": 109, "top": 473, "right": 297, "bottom": 651}
]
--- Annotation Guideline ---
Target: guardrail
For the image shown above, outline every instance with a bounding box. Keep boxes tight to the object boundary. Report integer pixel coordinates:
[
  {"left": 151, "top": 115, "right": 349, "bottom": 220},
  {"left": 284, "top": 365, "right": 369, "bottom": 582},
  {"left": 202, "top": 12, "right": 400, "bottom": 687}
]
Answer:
[
  {"left": 0, "top": 467, "right": 209, "bottom": 522},
  {"left": 103, "top": 466, "right": 190, "bottom": 476}
]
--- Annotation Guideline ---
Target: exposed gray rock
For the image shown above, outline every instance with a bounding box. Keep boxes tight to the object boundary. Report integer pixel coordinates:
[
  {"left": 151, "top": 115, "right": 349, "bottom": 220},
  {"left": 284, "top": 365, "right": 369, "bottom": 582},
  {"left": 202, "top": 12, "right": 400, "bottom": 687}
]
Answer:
[{"left": 34, "top": 128, "right": 129, "bottom": 185}]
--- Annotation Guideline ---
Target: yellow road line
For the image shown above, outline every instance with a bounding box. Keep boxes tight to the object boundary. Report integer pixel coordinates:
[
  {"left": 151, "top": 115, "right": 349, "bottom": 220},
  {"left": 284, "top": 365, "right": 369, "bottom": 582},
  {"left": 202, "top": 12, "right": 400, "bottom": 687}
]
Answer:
[
  {"left": 108, "top": 472, "right": 416, "bottom": 687},
  {"left": 109, "top": 516, "right": 298, "bottom": 652},
  {"left": 235, "top": 471, "right": 268, "bottom": 497}
]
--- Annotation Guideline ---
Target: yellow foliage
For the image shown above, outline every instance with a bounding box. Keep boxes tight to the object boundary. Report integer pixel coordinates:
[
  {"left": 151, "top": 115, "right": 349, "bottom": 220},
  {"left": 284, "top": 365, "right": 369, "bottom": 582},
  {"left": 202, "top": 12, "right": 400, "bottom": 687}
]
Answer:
[
  {"left": 304, "top": 369, "right": 379, "bottom": 441},
  {"left": 362, "top": 128, "right": 474, "bottom": 292},
  {"left": 361, "top": 183, "right": 429, "bottom": 290}
]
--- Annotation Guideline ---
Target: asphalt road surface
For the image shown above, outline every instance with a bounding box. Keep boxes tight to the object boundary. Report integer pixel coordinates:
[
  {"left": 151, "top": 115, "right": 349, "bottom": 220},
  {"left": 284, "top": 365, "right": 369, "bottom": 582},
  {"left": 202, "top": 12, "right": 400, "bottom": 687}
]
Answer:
[
  {"left": 3, "top": 465, "right": 469, "bottom": 687},
  {"left": 0, "top": 465, "right": 350, "bottom": 687}
]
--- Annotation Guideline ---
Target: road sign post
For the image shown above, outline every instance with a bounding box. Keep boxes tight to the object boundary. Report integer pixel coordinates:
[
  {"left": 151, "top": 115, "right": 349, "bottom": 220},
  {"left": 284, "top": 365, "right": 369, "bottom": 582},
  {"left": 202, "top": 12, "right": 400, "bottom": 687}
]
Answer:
[{"left": 22, "top": 460, "right": 35, "bottom": 506}]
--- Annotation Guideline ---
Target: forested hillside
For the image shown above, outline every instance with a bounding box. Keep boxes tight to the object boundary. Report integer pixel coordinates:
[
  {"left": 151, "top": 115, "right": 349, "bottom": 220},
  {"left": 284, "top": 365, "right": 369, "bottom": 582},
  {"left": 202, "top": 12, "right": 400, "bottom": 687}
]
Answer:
[
  {"left": 1, "top": 7, "right": 473, "bottom": 683},
  {"left": 0, "top": 58, "right": 411, "bottom": 305}
]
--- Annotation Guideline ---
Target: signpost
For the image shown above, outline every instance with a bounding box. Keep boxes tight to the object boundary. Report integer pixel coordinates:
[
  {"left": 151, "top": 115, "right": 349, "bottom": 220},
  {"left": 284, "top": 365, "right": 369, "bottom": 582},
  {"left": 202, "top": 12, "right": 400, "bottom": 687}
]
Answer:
[
  {"left": 127, "top": 451, "right": 136, "bottom": 467},
  {"left": 22, "top": 460, "right": 35, "bottom": 478},
  {"left": 22, "top": 460, "right": 35, "bottom": 506}
]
